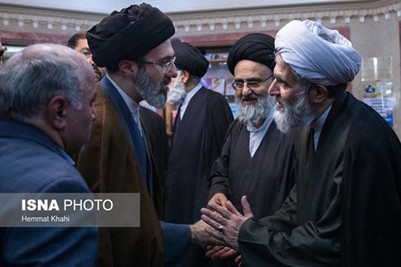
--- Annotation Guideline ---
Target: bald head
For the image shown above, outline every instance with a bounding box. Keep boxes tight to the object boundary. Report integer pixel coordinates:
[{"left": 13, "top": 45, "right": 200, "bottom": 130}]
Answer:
[
  {"left": 0, "top": 43, "right": 97, "bottom": 151},
  {"left": 0, "top": 43, "right": 95, "bottom": 120}
]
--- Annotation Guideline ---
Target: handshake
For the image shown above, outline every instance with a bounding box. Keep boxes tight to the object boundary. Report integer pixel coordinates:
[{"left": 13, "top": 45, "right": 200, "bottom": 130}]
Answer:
[{"left": 189, "top": 194, "right": 254, "bottom": 265}]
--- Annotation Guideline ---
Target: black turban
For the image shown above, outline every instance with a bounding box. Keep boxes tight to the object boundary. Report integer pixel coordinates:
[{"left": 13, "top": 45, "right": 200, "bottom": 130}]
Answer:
[
  {"left": 227, "top": 33, "right": 275, "bottom": 75},
  {"left": 87, "top": 3, "right": 175, "bottom": 67},
  {"left": 171, "top": 39, "right": 209, "bottom": 78}
]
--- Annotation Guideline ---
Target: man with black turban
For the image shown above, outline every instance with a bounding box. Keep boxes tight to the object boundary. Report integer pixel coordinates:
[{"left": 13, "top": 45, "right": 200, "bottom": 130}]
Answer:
[
  {"left": 75, "top": 4, "right": 212, "bottom": 267},
  {"left": 202, "top": 20, "right": 401, "bottom": 266},
  {"left": 163, "top": 39, "right": 233, "bottom": 266},
  {"left": 204, "top": 33, "right": 295, "bottom": 266}
]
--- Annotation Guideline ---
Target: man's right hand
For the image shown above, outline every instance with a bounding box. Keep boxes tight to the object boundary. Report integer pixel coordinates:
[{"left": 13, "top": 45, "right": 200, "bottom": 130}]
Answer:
[
  {"left": 208, "top": 193, "right": 228, "bottom": 207},
  {"left": 206, "top": 245, "right": 237, "bottom": 260}
]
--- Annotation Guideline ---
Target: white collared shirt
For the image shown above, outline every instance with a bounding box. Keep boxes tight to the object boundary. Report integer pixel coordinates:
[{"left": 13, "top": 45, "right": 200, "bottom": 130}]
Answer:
[
  {"left": 247, "top": 116, "right": 273, "bottom": 157},
  {"left": 311, "top": 105, "right": 332, "bottom": 150},
  {"left": 106, "top": 74, "right": 144, "bottom": 136},
  {"left": 179, "top": 83, "right": 203, "bottom": 120}
]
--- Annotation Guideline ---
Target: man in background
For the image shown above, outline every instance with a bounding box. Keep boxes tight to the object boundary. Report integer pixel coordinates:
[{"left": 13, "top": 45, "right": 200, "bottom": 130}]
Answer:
[
  {"left": 76, "top": 4, "right": 212, "bottom": 267},
  {"left": 207, "top": 33, "right": 295, "bottom": 266},
  {"left": 164, "top": 38, "right": 233, "bottom": 266},
  {"left": 202, "top": 19, "right": 401, "bottom": 266},
  {"left": 67, "top": 31, "right": 105, "bottom": 81},
  {"left": 0, "top": 44, "right": 98, "bottom": 266},
  {"left": 164, "top": 71, "right": 187, "bottom": 137},
  {"left": 0, "top": 38, "right": 6, "bottom": 65}
]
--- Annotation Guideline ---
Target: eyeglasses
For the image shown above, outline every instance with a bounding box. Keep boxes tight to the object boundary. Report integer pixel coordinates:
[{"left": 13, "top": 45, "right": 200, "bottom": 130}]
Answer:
[
  {"left": 140, "top": 56, "right": 176, "bottom": 73},
  {"left": 231, "top": 74, "right": 274, "bottom": 91}
]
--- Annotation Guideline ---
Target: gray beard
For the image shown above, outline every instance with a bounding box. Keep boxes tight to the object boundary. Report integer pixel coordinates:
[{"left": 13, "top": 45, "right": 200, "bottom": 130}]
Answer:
[
  {"left": 133, "top": 67, "right": 167, "bottom": 109},
  {"left": 236, "top": 94, "right": 274, "bottom": 126},
  {"left": 273, "top": 88, "right": 316, "bottom": 133},
  {"left": 167, "top": 79, "right": 186, "bottom": 106}
]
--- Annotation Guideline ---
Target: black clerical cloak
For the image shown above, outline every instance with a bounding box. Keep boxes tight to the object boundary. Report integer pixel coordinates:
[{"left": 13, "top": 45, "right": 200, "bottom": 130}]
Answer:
[
  {"left": 238, "top": 92, "right": 401, "bottom": 266},
  {"left": 164, "top": 87, "right": 233, "bottom": 224},
  {"left": 140, "top": 107, "right": 169, "bottom": 191},
  {"left": 209, "top": 119, "right": 295, "bottom": 219}
]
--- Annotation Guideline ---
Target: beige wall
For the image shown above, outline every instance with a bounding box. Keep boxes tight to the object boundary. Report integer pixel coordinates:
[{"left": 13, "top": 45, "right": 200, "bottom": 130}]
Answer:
[{"left": 351, "top": 14, "right": 401, "bottom": 139}]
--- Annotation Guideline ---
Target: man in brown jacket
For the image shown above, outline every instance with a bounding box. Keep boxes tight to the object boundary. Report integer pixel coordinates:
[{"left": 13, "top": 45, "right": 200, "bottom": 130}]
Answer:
[{"left": 76, "top": 3, "right": 211, "bottom": 267}]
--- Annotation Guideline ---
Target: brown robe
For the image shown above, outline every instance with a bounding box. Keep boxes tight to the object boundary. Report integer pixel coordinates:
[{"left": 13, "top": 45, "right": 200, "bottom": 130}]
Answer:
[{"left": 76, "top": 83, "right": 165, "bottom": 267}]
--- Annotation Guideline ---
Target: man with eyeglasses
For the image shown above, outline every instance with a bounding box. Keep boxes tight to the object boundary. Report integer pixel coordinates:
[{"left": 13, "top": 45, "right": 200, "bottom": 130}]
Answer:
[
  {"left": 75, "top": 4, "right": 215, "bottom": 267},
  {"left": 206, "top": 33, "right": 295, "bottom": 267},
  {"left": 67, "top": 31, "right": 106, "bottom": 81},
  {"left": 163, "top": 38, "right": 233, "bottom": 266},
  {"left": 202, "top": 20, "right": 401, "bottom": 266}
]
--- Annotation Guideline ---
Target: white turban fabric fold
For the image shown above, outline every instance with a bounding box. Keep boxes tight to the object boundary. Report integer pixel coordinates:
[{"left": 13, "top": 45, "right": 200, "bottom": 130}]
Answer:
[{"left": 275, "top": 20, "right": 361, "bottom": 86}]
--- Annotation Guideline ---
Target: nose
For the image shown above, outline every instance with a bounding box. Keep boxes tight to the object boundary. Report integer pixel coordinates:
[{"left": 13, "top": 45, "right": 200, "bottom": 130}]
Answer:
[
  {"left": 268, "top": 78, "right": 279, "bottom": 96},
  {"left": 241, "top": 84, "right": 252, "bottom": 96},
  {"left": 88, "top": 56, "right": 95, "bottom": 66},
  {"left": 167, "top": 63, "right": 178, "bottom": 78}
]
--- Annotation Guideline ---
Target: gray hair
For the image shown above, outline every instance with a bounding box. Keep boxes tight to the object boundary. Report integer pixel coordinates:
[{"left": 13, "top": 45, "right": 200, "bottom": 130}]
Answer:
[{"left": 0, "top": 45, "right": 85, "bottom": 121}]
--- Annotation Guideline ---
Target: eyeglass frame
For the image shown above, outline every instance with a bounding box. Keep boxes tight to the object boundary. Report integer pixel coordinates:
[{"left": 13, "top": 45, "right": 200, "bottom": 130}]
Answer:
[
  {"left": 231, "top": 74, "right": 274, "bottom": 91},
  {"left": 139, "top": 56, "right": 176, "bottom": 73}
]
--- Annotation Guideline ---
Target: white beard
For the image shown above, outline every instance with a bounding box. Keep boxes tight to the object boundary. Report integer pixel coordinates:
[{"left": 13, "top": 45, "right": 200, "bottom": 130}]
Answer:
[
  {"left": 236, "top": 94, "right": 274, "bottom": 126},
  {"left": 166, "top": 70, "right": 186, "bottom": 106},
  {"left": 273, "top": 89, "right": 316, "bottom": 133},
  {"left": 167, "top": 80, "right": 186, "bottom": 106}
]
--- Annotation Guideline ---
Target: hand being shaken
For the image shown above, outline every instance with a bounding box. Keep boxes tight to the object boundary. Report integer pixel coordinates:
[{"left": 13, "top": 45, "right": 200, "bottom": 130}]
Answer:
[
  {"left": 201, "top": 195, "right": 253, "bottom": 250},
  {"left": 208, "top": 193, "right": 228, "bottom": 207},
  {"left": 206, "top": 245, "right": 238, "bottom": 260},
  {"left": 190, "top": 219, "right": 223, "bottom": 247}
]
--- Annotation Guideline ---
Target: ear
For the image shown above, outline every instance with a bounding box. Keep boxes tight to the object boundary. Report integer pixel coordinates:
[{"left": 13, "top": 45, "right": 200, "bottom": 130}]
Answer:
[
  {"left": 118, "top": 60, "right": 138, "bottom": 77},
  {"left": 309, "top": 84, "right": 328, "bottom": 104},
  {"left": 181, "top": 70, "right": 190, "bottom": 84},
  {"left": 46, "top": 96, "right": 70, "bottom": 131}
]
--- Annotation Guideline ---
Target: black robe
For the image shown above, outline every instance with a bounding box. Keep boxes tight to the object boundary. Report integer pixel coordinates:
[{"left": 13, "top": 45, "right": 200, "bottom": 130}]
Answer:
[
  {"left": 209, "top": 119, "right": 295, "bottom": 219},
  {"left": 140, "top": 107, "right": 169, "bottom": 194},
  {"left": 238, "top": 92, "right": 401, "bottom": 267},
  {"left": 164, "top": 88, "right": 233, "bottom": 267},
  {"left": 164, "top": 87, "right": 233, "bottom": 223},
  {"left": 209, "top": 119, "right": 296, "bottom": 267}
]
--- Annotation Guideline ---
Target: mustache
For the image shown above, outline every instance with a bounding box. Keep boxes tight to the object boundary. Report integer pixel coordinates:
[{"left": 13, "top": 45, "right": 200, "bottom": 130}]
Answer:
[{"left": 239, "top": 92, "right": 264, "bottom": 102}]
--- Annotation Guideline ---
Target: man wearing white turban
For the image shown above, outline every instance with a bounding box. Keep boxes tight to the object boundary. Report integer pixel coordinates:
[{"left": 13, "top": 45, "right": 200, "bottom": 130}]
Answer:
[{"left": 201, "top": 20, "right": 401, "bottom": 266}]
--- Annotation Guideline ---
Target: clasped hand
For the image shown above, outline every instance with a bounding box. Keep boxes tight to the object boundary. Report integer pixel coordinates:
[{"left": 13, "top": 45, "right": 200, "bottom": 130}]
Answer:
[{"left": 201, "top": 195, "right": 253, "bottom": 250}]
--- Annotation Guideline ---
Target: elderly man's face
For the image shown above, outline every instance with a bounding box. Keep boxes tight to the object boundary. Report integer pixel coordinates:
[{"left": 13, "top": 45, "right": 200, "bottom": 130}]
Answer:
[
  {"left": 133, "top": 39, "right": 177, "bottom": 108},
  {"left": 62, "top": 56, "right": 97, "bottom": 153},
  {"left": 233, "top": 60, "right": 274, "bottom": 126},
  {"left": 268, "top": 55, "right": 315, "bottom": 133}
]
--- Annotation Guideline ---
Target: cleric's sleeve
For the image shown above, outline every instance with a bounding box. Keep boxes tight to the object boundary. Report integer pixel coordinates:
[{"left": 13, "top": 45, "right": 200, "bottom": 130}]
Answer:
[
  {"left": 341, "top": 118, "right": 401, "bottom": 267},
  {"left": 238, "top": 186, "right": 341, "bottom": 266}
]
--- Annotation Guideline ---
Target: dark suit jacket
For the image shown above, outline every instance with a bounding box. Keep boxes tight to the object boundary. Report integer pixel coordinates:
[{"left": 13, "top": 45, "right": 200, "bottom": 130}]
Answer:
[{"left": 0, "top": 120, "right": 98, "bottom": 266}]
